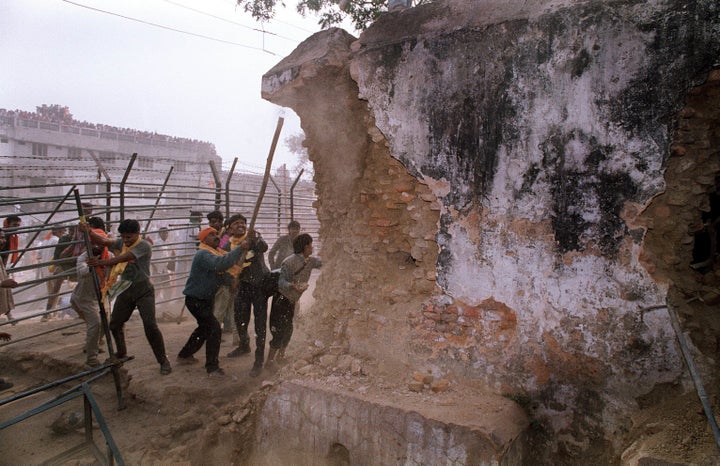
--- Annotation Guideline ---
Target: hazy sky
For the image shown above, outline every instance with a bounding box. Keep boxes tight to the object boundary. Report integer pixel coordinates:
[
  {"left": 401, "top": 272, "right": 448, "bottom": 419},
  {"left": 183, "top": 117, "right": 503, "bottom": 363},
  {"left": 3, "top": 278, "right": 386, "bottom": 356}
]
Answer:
[{"left": 0, "top": 0, "right": 355, "bottom": 174}]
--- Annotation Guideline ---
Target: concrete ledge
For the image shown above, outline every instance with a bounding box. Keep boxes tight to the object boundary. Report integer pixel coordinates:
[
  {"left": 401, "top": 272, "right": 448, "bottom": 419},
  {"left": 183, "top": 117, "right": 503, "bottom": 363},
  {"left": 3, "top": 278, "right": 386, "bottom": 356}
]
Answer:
[{"left": 254, "top": 379, "right": 528, "bottom": 465}]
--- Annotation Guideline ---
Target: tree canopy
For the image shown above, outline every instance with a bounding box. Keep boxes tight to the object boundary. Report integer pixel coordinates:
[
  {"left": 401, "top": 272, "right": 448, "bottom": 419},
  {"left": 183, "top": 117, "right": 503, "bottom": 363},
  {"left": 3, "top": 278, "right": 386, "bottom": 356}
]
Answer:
[
  {"left": 284, "top": 132, "right": 313, "bottom": 178},
  {"left": 237, "top": 0, "right": 430, "bottom": 31}
]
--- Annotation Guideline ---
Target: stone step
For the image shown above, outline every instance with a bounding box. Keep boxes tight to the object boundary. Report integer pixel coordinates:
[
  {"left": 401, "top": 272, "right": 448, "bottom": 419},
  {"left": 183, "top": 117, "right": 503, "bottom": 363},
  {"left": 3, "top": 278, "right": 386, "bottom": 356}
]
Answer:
[{"left": 253, "top": 379, "right": 528, "bottom": 465}]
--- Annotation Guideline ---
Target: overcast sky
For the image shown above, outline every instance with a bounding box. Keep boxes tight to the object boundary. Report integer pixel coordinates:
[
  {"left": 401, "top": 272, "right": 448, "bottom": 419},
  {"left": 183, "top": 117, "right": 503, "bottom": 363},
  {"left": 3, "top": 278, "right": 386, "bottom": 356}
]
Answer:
[{"left": 0, "top": 0, "right": 356, "bottom": 174}]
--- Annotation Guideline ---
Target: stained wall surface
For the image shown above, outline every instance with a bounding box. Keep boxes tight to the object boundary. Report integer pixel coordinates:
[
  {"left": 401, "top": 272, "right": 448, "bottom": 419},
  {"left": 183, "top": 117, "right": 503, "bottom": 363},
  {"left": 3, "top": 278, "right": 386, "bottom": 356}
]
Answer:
[{"left": 262, "top": 0, "right": 720, "bottom": 460}]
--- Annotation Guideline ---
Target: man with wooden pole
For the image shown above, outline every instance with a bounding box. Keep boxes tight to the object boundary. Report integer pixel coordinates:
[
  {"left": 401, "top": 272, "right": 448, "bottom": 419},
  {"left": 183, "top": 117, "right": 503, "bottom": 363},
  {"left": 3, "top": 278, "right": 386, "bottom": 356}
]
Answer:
[{"left": 226, "top": 117, "right": 284, "bottom": 378}]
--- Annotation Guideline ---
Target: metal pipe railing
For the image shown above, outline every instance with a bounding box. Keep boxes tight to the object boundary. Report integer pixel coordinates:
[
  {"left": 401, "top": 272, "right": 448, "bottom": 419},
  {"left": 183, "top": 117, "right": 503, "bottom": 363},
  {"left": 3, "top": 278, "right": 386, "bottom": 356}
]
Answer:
[
  {"left": 143, "top": 167, "right": 174, "bottom": 234},
  {"left": 86, "top": 148, "right": 113, "bottom": 228},
  {"left": 224, "top": 157, "right": 238, "bottom": 221},
  {"left": 290, "top": 168, "right": 305, "bottom": 221},
  {"left": 209, "top": 160, "right": 222, "bottom": 212},
  {"left": 641, "top": 302, "right": 720, "bottom": 449},
  {"left": 11, "top": 185, "right": 77, "bottom": 268},
  {"left": 118, "top": 153, "right": 137, "bottom": 222}
]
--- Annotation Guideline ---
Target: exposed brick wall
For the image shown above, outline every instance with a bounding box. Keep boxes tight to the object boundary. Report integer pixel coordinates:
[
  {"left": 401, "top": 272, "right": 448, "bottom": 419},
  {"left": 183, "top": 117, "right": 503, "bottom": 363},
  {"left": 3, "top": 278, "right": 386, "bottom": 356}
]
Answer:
[
  {"left": 311, "top": 141, "right": 441, "bottom": 363},
  {"left": 642, "top": 70, "right": 720, "bottom": 291},
  {"left": 641, "top": 70, "right": 720, "bottom": 359},
  {"left": 262, "top": 29, "right": 440, "bottom": 367},
  {"left": 410, "top": 296, "right": 518, "bottom": 365}
]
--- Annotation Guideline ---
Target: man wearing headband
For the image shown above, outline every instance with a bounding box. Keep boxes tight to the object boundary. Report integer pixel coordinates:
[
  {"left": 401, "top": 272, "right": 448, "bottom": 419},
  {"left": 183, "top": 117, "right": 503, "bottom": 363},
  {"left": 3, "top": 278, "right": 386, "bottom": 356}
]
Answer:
[{"left": 178, "top": 226, "right": 250, "bottom": 376}]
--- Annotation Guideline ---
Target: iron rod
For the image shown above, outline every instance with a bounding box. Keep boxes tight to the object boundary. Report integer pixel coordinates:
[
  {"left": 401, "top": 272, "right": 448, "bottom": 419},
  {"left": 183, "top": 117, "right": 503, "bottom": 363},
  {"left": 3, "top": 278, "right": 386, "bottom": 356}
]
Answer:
[
  {"left": 224, "top": 157, "right": 238, "bottom": 220},
  {"left": 143, "top": 166, "right": 174, "bottom": 234},
  {"left": 119, "top": 153, "right": 137, "bottom": 222},
  {"left": 290, "top": 168, "right": 305, "bottom": 221},
  {"left": 73, "top": 189, "right": 126, "bottom": 410}
]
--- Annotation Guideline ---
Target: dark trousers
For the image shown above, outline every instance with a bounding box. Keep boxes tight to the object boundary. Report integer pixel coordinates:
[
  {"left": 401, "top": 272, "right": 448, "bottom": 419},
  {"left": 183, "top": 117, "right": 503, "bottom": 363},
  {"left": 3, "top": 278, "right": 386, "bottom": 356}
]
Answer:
[
  {"left": 109, "top": 281, "right": 167, "bottom": 364},
  {"left": 179, "top": 296, "right": 221, "bottom": 372},
  {"left": 234, "top": 282, "right": 268, "bottom": 363},
  {"left": 269, "top": 293, "right": 295, "bottom": 350}
]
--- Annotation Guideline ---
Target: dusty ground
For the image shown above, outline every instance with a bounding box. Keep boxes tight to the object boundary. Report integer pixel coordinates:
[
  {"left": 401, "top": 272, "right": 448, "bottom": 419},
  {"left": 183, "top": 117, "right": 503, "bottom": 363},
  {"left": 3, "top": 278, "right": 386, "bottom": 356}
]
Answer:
[
  {"left": 622, "top": 391, "right": 720, "bottom": 466},
  {"left": 1, "top": 279, "right": 719, "bottom": 465},
  {"left": 0, "top": 302, "right": 265, "bottom": 465},
  {"left": 0, "top": 301, "right": 515, "bottom": 465},
  {"left": 0, "top": 277, "right": 325, "bottom": 465}
]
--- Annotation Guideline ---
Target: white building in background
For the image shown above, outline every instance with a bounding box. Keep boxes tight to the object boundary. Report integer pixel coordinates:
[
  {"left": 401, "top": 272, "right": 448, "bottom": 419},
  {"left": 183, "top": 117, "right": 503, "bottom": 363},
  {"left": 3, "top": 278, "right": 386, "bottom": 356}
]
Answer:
[
  {"left": 0, "top": 105, "right": 220, "bottom": 202},
  {"left": 0, "top": 105, "right": 319, "bottom": 244}
]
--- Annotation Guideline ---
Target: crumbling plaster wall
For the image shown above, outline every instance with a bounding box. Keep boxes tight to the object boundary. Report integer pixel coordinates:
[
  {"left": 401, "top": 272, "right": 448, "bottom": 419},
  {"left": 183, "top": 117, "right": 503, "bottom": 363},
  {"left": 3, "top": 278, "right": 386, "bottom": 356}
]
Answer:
[
  {"left": 262, "top": 0, "right": 720, "bottom": 458},
  {"left": 262, "top": 29, "right": 440, "bottom": 367}
]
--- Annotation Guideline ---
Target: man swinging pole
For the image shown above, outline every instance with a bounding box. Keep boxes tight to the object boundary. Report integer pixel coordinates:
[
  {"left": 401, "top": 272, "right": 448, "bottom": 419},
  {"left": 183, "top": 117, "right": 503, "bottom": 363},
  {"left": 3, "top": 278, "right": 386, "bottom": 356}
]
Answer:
[{"left": 225, "top": 117, "right": 284, "bottom": 377}]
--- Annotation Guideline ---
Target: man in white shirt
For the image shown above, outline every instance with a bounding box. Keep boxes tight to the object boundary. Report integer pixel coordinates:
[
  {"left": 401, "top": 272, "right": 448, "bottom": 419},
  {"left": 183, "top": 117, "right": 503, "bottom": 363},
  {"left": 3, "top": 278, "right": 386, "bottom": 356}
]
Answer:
[
  {"left": 152, "top": 227, "right": 175, "bottom": 302},
  {"left": 41, "top": 225, "right": 67, "bottom": 321}
]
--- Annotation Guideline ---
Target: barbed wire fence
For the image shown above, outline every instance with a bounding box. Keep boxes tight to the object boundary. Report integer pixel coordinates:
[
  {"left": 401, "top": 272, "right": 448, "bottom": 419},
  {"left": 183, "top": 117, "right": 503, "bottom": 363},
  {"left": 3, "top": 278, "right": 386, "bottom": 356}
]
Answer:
[{"left": 0, "top": 154, "right": 318, "bottom": 337}]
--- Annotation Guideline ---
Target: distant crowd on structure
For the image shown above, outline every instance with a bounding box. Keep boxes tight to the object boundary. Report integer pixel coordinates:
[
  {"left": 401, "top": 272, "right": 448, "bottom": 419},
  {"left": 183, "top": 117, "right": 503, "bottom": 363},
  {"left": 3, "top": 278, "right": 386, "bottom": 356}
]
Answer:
[
  {"left": 0, "top": 208, "right": 320, "bottom": 390},
  {"left": 0, "top": 105, "right": 217, "bottom": 154}
]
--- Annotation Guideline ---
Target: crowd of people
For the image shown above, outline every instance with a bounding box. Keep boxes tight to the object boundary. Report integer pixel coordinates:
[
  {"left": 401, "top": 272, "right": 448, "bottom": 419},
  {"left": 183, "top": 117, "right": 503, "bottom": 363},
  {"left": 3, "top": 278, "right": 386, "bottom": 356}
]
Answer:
[
  {"left": 0, "top": 106, "right": 217, "bottom": 155},
  {"left": 0, "top": 209, "right": 320, "bottom": 388}
]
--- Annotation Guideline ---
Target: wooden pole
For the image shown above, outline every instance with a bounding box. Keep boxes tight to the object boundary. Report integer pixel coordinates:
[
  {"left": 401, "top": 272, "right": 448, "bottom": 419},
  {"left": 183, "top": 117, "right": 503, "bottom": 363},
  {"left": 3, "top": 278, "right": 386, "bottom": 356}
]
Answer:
[
  {"left": 249, "top": 117, "right": 284, "bottom": 230},
  {"left": 224, "top": 157, "right": 238, "bottom": 221}
]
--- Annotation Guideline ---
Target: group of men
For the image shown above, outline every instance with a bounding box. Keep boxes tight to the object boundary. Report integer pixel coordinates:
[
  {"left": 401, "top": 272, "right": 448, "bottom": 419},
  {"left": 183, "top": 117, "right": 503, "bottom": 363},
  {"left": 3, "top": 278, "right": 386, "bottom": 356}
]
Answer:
[
  {"left": 178, "top": 211, "right": 320, "bottom": 377},
  {"left": 0, "top": 208, "right": 320, "bottom": 385},
  {"left": 80, "top": 210, "right": 320, "bottom": 378}
]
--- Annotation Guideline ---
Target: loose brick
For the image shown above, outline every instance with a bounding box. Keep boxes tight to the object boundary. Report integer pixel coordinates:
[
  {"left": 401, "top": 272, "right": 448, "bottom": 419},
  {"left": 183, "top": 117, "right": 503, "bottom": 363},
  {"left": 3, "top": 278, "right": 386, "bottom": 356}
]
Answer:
[{"left": 430, "top": 379, "right": 450, "bottom": 393}]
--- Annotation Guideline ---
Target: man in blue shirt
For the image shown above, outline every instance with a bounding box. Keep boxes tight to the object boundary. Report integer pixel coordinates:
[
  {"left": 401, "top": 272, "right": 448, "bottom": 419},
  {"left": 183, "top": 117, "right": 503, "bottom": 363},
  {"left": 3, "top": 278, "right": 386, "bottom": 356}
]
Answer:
[{"left": 178, "top": 227, "right": 249, "bottom": 376}]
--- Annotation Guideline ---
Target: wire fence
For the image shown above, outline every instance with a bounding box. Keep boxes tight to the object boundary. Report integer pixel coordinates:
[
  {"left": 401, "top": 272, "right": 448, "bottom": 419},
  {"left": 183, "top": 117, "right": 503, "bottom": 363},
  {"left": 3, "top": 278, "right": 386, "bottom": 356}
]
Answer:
[{"left": 0, "top": 155, "right": 318, "bottom": 332}]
